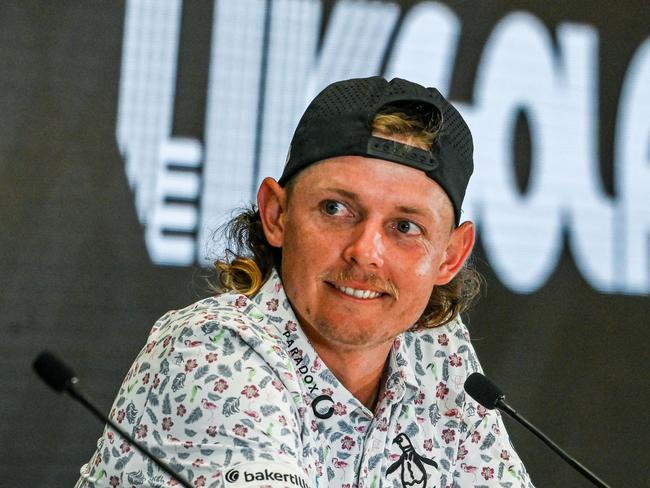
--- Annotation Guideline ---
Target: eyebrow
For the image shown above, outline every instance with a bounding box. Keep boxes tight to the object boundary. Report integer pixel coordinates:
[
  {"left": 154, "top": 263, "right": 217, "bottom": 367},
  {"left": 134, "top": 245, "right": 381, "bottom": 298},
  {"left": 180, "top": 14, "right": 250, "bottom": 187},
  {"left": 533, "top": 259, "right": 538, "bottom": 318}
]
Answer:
[
  {"left": 325, "top": 187, "right": 359, "bottom": 201},
  {"left": 323, "top": 187, "right": 432, "bottom": 218}
]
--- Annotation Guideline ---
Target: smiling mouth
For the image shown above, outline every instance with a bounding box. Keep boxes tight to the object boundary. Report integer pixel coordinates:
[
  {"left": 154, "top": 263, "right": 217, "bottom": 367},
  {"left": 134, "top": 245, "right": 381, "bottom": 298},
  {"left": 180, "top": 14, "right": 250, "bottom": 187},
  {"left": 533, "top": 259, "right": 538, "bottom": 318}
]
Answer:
[{"left": 332, "top": 284, "right": 383, "bottom": 300}]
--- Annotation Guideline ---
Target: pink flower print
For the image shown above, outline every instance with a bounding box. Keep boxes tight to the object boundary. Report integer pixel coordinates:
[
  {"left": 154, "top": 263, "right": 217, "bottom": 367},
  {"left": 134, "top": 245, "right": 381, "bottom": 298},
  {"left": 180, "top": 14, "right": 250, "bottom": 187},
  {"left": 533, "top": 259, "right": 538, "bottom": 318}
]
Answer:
[
  {"left": 153, "top": 374, "right": 160, "bottom": 389},
  {"left": 437, "top": 333, "right": 449, "bottom": 346},
  {"left": 285, "top": 320, "right": 298, "bottom": 332},
  {"left": 310, "top": 356, "right": 322, "bottom": 373},
  {"left": 177, "top": 404, "right": 187, "bottom": 417},
  {"left": 443, "top": 408, "right": 460, "bottom": 418},
  {"left": 477, "top": 405, "right": 487, "bottom": 418},
  {"left": 376, "top": 417, "right": 389, "bottom": 432},
  {"left": 500, "top": 449, "right": 510, "bottom": 460},
  {"left": 206, "top": 425, "right": 217, "bottom": 437},
  {"left": 107, "top": 431, "right": 114, "bottom": 443},
  {"left": 471, "top": 431, "right": 481, "bottom": 443},
  {"left": 414, "top": 392, "right": 425, "bottom": 405},
  {"left": 234, "top": 296, "right": 247, "bottom": 308},
  {"left": 423, "top": 439, "right": 434, "bottom": 452},
  {"left": 192, "top": 458, "right": 204, "bottom": 468},
  {"left": 183, "top": 440, "right": 193, "bottom": 449},
  {"left": 266, "top": 298, "right": 279, "bottom": 311},
  {"left": 136, "top": 424, "right": 148, "bottom": 439},
  {"left": 241, "top": 384, "right": 260, "bottom": 399},
  {"left": 205, "top": 352, "right": 218, "bottom": 363},
  {"left": 481, "top": 467, "right": 495, "bottom": 480},
  {"left": 142, "top": 373, "right": 150, "bottom": 385},
  {"left": 271, "top": 379, "right": 283, "bottom": 391},
  {"left": 185, "top": 359, "right": 198, "bottom": 372},
  {"left": 233, "top": 424, "right": 248, "bottom": 437},
  {"left": 213, "top": 379, "right": 229, "bottom": 393},
  {"left": 278, "top": 415, "right": 288, "bottom": 426},
  {"left": 163, "top": 335, "right": 173, "bottom": 348},
  {"left": 457, "top": 444, "right": 468, "bottom": 460},
  {"left": 116, "top": 409, "right": 125, "bottom": 423},
  {"left": 145, "top": 340, "right": 157, "bottom": 353},
  {"left": 333, "top": 402, "right": 347, "bottom": 415},
  {"left": 194, "top": 475, "right": 206, "bottom": 487},
  {"left": 332, "top": 458, "right": 348, "bottom": 469},
  {"left": 436, "top": 382, "right": 449, "bottom": 399},
  {"left": 341, "top": 435, "right": 356, "bottom": 450},
  {"left": 120, "top": 440, "right": 131, "bottom": 453},
  {"left": 321, "top": 387, "right": 334, "bottom": 396},
  {"left": 109, "top": 475, "right": 120, "bottom": 487},
  {"left": 162, "top": 417, "right": 174, "bottom": 431},
  {"left": 441, "top": 428, "right": 456, "bottom": 444},
  {"left": 449, "top": 353, "right": 463, "bottom": 366}
]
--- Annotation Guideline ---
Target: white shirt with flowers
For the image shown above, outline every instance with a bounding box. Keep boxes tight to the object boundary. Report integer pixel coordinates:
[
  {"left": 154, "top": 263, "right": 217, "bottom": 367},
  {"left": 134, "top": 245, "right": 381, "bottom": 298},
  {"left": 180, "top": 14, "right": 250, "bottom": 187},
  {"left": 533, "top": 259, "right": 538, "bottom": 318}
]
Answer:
[{"left": 76, "top": 269, "right": 534, "bottom": 488}]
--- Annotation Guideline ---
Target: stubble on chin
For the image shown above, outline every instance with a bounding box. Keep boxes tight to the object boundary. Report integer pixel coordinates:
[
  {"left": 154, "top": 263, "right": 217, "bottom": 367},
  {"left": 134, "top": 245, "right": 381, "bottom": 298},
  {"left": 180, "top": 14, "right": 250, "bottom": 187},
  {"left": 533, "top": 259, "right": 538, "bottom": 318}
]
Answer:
[{"left": 311, "top": 314, "right": 400, "bottom": 351}]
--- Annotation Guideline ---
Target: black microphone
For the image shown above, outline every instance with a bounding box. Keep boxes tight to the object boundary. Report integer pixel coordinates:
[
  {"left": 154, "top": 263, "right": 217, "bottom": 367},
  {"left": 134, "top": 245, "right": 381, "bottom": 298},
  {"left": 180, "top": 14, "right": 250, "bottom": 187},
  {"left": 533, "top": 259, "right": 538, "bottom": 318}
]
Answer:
[
  {"left": 464, "top": 372, "right": 611, "bottom": 488},
  {"left": 33, "top": 351, "right": 193, "bottom": 488}
]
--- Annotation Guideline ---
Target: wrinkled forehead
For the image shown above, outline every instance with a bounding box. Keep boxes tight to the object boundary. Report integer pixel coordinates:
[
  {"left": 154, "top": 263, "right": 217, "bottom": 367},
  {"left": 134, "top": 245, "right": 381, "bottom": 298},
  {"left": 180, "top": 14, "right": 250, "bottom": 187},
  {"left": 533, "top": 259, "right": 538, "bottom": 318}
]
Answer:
[{"left": 286, "top": 155, "right": 456, "bottom": 224}]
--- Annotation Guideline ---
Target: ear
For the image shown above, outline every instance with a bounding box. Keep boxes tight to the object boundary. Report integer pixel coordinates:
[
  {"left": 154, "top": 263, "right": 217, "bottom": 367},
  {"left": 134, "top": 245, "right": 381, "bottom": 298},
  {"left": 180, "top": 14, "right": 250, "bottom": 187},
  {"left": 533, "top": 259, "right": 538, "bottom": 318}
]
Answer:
[
  {"left": 434, "top": 221, "right": 476, "bottom": 285},
  {"left": 257, "top": 177, "right": 287, "bottom": 248}
]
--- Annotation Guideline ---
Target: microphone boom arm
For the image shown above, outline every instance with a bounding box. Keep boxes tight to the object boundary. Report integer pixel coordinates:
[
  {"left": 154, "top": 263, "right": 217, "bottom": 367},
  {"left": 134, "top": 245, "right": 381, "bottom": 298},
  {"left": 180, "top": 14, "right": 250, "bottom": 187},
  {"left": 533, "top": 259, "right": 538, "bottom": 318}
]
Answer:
[{"left": 496, "top": 398, "right": 610, "bottom": 488}]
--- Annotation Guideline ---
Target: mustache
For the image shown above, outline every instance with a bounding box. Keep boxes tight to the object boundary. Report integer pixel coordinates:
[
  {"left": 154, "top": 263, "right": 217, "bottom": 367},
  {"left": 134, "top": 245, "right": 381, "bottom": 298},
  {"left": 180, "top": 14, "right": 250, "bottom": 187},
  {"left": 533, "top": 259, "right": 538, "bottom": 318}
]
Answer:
[{"left": 319, "top": 269, "right": 399, "bottom": 300}]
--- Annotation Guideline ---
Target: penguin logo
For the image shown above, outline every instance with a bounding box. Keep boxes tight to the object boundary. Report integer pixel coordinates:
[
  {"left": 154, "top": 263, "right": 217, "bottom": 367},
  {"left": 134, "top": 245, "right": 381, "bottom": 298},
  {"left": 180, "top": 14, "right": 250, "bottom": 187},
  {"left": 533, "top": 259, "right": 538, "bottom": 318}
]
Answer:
[{"left": 387, "top": 433, "right": 439, "bottom": 487}]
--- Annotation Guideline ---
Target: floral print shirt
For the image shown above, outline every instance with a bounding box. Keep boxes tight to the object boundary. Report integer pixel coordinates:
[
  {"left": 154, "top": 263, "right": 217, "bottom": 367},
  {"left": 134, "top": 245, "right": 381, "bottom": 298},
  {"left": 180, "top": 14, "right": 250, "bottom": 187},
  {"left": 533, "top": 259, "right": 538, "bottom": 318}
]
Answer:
[{"left": 76, "top": 270, "right": 533, "bottom": 488}]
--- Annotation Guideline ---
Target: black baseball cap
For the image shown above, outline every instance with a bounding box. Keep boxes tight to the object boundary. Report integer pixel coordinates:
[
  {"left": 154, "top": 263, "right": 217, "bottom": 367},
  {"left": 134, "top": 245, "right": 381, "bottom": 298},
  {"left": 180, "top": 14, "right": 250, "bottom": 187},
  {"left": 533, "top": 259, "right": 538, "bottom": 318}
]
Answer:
[{"left": 278, "top": 76, "right": 474, "bottom": 225}]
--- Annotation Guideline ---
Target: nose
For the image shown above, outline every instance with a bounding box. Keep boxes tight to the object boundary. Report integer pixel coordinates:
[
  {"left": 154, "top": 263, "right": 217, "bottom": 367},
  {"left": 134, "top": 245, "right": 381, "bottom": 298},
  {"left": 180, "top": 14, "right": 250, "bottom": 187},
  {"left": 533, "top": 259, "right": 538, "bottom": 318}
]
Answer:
[{"left": 342, "top": 220, "right": 385, "bottom": 268}]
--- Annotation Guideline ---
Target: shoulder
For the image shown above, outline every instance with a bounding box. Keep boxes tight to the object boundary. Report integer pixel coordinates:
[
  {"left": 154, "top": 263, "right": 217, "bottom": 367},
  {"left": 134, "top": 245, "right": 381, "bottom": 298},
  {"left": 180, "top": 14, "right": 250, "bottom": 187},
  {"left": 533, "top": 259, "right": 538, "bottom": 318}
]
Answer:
[
  {"left": 145, "top": 293, "right": 285, "bottom": 357},
  {"left": 117, "top": 293, "right": 296, "bottom": 403}
]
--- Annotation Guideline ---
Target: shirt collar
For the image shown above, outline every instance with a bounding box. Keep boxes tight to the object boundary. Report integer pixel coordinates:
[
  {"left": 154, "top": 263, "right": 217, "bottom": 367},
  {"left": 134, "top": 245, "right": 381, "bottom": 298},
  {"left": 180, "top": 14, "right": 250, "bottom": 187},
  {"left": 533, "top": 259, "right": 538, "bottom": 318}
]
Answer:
[
  {"left": 382, "top": 333, "right": 420, "bottom": 404},
  {"left": 251, "top": 270, "right": 352, "bottom": 408}
]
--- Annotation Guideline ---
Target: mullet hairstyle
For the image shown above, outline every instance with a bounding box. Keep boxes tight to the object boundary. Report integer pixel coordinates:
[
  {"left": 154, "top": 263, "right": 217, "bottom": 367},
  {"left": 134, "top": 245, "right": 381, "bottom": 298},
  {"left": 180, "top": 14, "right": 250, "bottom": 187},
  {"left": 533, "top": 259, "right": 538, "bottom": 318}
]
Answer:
[{"left": 212, "top": 103, "right": 483, "bottom": 329}]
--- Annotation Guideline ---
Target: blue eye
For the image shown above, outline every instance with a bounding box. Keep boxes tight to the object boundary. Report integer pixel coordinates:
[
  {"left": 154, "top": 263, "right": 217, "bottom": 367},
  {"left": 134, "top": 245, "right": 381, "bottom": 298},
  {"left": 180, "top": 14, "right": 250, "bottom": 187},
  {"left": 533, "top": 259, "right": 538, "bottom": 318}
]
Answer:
[
  {"left": 396, "top": 220, "right": 422, "bottom": 235},
  {"left": 322, "top": 200, "right": 345, "bottom": 215}
]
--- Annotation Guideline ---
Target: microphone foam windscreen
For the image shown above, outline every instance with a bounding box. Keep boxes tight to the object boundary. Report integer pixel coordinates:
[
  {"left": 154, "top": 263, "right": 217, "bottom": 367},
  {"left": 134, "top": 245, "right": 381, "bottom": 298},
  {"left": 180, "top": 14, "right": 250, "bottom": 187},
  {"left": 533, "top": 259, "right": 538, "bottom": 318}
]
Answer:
[
  {"left": 464, "top": 372, "right": 505, "bottom": 409},
  {"left": 33, "top": 351, "right": 76, "bottom": 392}
]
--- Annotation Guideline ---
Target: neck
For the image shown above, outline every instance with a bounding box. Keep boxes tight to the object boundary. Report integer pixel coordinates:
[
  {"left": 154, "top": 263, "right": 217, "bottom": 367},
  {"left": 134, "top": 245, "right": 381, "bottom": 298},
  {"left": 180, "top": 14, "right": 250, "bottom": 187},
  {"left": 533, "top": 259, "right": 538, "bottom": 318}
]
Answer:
[{"left": 308, "top": 338, "right": 393, "bottom": 411}]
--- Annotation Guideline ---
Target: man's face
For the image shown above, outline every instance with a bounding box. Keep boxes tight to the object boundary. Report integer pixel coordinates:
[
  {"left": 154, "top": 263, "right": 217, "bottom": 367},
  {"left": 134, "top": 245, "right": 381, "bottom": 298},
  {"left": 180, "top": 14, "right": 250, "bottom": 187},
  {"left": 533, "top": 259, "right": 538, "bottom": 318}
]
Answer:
[{"left": 262, "top": 155, "right": 473, "bottom": 352}]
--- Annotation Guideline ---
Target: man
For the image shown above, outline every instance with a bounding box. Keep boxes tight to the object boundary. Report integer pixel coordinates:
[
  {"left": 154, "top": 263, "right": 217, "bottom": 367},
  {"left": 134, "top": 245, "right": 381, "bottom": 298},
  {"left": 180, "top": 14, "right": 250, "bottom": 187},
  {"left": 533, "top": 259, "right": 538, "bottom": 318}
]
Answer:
[{"left": 77, "top": 77, "right": 533, "bottom": 487}]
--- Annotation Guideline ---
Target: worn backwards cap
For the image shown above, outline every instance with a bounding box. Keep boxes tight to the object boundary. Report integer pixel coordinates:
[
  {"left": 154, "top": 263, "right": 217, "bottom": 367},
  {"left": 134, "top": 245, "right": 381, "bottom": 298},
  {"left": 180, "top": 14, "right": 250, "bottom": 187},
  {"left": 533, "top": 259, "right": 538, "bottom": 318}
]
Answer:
[{"left": 278, "top": 76, "right": 474, "bottom": 225}]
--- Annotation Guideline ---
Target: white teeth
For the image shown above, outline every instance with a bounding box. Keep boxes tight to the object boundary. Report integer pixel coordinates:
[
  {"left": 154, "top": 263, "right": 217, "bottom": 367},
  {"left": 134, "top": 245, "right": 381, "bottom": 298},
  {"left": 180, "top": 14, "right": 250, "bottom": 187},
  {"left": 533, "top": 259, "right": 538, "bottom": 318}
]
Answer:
[{"left": 336, "top": 285, "right": 381, "bottom": 299}]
